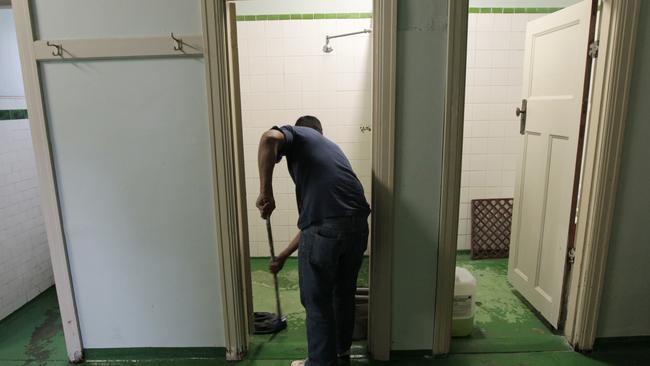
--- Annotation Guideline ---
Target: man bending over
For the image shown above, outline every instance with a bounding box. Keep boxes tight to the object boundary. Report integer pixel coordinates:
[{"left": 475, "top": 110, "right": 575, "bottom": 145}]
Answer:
[{"left": 256, "top": 115, "right": 370, "bottom": 366}]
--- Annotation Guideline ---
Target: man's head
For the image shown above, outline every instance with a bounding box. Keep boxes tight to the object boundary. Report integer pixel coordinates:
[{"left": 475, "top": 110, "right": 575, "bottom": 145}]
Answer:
[{"left": 295, "top": 115, "right": 323, "bottom": 134}]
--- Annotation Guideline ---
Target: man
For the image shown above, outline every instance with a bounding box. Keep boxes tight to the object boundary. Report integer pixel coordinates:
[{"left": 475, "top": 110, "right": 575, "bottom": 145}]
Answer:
[{"left": 256, "top": 116, "right": 370, "bottom": 366}]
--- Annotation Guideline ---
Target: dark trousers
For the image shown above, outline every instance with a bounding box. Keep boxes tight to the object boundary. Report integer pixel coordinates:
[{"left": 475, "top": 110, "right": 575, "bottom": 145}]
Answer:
[{"left": 299, "top": 216, "right": 369, "bottom": 366}]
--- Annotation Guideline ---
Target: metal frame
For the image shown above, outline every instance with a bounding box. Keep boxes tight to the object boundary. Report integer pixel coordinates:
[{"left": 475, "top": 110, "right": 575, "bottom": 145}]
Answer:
[{"left": 433, "top": 0, "right": 641, "bottom": 355}]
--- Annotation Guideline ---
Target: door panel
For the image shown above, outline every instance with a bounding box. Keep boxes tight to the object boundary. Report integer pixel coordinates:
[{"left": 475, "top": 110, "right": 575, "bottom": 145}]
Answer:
[
  {"left": 508, "top": 0, "right": 592, "bottom": 327},
  {"left": 41, "top": 57, "right": 225, "bottom": 348}
]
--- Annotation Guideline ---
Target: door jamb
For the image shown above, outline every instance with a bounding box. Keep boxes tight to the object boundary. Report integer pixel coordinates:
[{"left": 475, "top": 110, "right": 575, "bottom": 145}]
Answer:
[
  {"left": 433, "top": 0, "right": 641, "bottom": 355},
  {"left": 432, "top": 0, "right": 469, "bottom": 355},
  {"left": 202, "top": 0, "right": 250, "bottom": 360},
  {"left": 564, "top": 0, "right": 641, "bottom": 350},
  {"left": 368, "top": 0, "right": 398, "bottom": 361}
]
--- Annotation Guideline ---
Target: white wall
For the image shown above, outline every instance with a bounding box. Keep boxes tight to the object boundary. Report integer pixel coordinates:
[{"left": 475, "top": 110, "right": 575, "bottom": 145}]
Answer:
[
  {"left": 0, "top": 121, "right": 53, "bottom": 321},
  {"left": 597, "top": 0, "right": 650, "bottom": 339},
  {"left": 0, "top": 7, "right": 25, "bottom": 109},
  {"left": 457, "top": 12, "right": 545, "bottom": 250},
  {"left": 30, "top": 0, "right": 225, "bottom": 348},
  {"left": 236, "top": 0, "right": 372, "bottom": 16},
  {"left": 0, "top": 7, "right": 53, "bottom": 321},
  {"left": 236, "top": 17, "right": 372, "bottom": 257}
]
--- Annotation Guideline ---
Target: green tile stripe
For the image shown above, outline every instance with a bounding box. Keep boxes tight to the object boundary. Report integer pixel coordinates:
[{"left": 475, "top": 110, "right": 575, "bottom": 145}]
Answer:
[
  {"left": 84, "top": 347, "right": 226, "bottom": 361},
  {"left": 0, "top": 109, "right": 28, "bottom": 121},
  {"left": 468, "top": 7, "right": 563, "bottom": 14},
  {"left": 236, "top": 8, "right": 562, "bottom": 21},
  {"left": 236, "top": 12, "right": 372, "bottom": 21}
]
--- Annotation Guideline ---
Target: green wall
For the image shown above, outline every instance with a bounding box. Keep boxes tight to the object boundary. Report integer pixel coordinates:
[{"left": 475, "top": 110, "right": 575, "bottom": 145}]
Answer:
[
  {"left": 391, "top": 0, "right": 447, "bottom": 350},
  {"left": 597, "top": 0, "right": 650, "bottom": 338}
]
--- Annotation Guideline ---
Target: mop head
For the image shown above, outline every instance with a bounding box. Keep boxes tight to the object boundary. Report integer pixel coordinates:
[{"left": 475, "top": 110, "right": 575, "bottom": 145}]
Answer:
[{"left": 253, "top": 312, "right": 287, "bottom": 334}]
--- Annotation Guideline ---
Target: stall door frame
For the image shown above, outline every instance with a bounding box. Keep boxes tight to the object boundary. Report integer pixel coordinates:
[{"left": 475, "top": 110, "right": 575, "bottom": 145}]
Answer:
[{"left": 433, "top": 0, "right": 642, "bottom": 355}]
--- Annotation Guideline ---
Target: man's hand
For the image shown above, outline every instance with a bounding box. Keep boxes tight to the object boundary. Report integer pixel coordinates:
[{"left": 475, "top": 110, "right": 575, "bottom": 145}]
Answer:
[
  {"left": 270, "top": 232, "right": 300, "bottom": 274},
  {"left": 269, "top": 255, "right": 287, "bottom": 274},
  {"left": 256, "top": 193, "right": 276, "bottom": 219}
]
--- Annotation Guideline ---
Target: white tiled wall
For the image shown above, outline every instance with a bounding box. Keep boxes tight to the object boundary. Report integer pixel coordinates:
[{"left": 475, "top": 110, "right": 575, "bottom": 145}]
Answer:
[
  {"left": 0, "top": 119, "right": 53, "bottom": 320},
  {"left": 236, "top": 18, "right": 372, "bottom": 257},
  {"left": 458, "top": 13, "right": 544, "bottom": 250}
]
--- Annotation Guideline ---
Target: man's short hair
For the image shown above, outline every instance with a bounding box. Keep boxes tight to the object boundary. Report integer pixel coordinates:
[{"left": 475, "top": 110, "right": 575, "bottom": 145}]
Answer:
[{"left": 295, "top": 115, "right": 323, "bottom": 134}]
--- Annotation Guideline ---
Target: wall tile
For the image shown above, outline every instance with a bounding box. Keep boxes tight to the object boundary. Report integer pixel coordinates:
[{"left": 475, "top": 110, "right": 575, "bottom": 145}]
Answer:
[
  {"left": 0, "top": 120, "right": 53, "bottom": 320},
  {"left": 237, "top": 18, "right": 372, "bottom": 257},
  {"left": 265, "top": 57, "right": 284, "bottom": 74},
  {"left": 264, "top": 21, "right": 283, "bottom": 38},
  {"left": 475, "top": 14, "right": 495, "bottom": 31},
  {"left": 459, "top": 14, "right": 532, "bottom": 254}
]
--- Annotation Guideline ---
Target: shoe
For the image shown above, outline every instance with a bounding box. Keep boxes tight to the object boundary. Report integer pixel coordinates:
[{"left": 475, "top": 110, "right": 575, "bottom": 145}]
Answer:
[{"left": 290, "top": 360, "right": 305, "bottom": 366}]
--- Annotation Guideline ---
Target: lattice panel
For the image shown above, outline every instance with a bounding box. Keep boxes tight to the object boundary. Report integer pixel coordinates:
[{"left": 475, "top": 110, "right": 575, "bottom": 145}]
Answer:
[{"left": 470, "top": 198, "right": 514, "bottom": 259}]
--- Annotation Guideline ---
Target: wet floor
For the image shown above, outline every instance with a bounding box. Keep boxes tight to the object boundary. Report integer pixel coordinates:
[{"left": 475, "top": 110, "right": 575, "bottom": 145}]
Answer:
[{"left": 0, "top": 259, "right": 648, "bottom": 365}]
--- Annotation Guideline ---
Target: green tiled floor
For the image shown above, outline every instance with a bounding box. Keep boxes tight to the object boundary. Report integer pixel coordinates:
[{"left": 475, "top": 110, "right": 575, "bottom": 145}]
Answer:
[
  {"left": 0, "top": 288, "right": 67, "bottom": 364},
  {"left": 1, "top": 259, "right": 649, "bottom": 365},
  {"left": 451, "top": 253, "right": 569, "bottom": 353},
  {"left": 248, "top": 257, "right": 368, "bottom": 360}
]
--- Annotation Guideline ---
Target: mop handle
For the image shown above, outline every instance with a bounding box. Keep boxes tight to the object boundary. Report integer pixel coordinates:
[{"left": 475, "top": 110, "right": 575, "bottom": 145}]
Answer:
[{"left": 266, "top": 218, "right": 282, "bottom": 317}]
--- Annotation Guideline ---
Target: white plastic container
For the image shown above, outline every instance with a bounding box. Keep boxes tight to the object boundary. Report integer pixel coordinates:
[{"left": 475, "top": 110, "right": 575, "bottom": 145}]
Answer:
[{"left": 452, "top": 266, "right": 476, "bottom": 337}]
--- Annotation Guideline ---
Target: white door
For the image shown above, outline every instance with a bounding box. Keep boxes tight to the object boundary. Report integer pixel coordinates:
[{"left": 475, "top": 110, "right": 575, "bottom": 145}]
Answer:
[{"left": 507, "top": 0, "right": 593, "bottom": 327}]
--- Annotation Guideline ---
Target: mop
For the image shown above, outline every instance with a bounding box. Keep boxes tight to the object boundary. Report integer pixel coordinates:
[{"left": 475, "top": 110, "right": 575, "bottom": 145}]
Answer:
[{"left": 253, "top": 218, "right": 288, "bottom": 334}]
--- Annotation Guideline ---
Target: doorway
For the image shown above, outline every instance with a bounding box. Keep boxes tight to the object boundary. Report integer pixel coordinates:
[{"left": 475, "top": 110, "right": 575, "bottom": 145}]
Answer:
[
  {"left": 227, "top": 0, "right": 374, "bottom": 359},
  {"left": 450, "top": 0, "right": 595, "bottom": 354}
]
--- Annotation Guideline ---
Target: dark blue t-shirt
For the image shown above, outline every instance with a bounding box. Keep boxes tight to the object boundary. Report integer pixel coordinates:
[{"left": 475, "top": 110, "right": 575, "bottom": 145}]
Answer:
[{"left": 273, "top": 125, "right": 370, "bottom": 230}]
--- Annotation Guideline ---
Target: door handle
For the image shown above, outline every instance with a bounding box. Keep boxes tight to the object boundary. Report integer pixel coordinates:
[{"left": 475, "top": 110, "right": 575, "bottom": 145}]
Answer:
[{"left": 516, "top": 99, "right": 527, "bottom": 135}]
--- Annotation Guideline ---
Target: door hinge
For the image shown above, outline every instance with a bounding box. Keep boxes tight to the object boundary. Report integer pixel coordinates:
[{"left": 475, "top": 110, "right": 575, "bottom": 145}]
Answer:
[
  {"left": 567, "top": 247, "right": 576, "bottom": 264},
  {"left": 588, "top": 40, "right": 599, "bottom": 58}
]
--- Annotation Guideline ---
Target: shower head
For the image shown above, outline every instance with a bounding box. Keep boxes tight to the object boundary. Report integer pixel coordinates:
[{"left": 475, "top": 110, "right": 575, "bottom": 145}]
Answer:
[
  {"left": 322, "top": 39, "right": 334, "bottom": 53},
  {"left": 321, "top": 29, "right": 371, "bottom": 54}
]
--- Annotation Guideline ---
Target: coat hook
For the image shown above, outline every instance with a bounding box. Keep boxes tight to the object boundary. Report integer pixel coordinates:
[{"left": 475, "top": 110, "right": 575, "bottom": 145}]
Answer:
[
  {"left": 46, "top": 41, "right": 62, "bottom": 57},
  {"left": 171, "top": 32, "right": 183, "bottom": 51}
]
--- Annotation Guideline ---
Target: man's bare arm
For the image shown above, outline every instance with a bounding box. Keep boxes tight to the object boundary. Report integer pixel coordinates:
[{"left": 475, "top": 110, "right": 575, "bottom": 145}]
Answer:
[
  {"left": 270, "top": 231, "right": 300, "bottom": 274},
  {"left": 256, "top": 129, "right": 284, "bottom": 219}
]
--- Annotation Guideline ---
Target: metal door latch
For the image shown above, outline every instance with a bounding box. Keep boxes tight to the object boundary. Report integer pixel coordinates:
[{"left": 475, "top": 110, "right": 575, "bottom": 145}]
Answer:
[
  {"left": 567, "top": 247, "right": 576, "bottom": 264},
  {"left": 588, "top": 40, "right": 599, "bottom": 58},
  {"left": 516, "top": 99, "right": 527, "bottom": 135}
]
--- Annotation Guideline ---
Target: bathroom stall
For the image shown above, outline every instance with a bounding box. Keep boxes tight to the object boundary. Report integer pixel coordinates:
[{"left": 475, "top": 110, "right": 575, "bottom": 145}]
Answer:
[
  {"left": 451, "top": 0, "right": 592, "bottom": 355},
  {"left": 232, "top": 0, "right": 374, "bottom": 357},
  {"left": 11, "top": 0, "right": 229, "bottom": 360}
]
